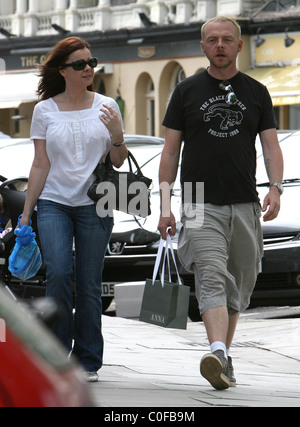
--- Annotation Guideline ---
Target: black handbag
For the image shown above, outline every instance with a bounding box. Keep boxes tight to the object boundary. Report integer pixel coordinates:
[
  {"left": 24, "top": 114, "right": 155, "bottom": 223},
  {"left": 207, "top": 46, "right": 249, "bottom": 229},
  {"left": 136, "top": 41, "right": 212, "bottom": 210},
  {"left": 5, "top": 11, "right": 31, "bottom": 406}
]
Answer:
[{"left": 87, "top": 151, "right": 152, "bottom": 218}]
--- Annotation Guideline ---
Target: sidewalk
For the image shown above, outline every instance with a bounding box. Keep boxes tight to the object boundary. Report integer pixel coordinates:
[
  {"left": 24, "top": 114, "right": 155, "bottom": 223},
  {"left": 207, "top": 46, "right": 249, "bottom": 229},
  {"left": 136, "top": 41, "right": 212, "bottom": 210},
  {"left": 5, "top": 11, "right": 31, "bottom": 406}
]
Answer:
[{"left": 89, "top": 310, "right": 300, "bottom": 408}]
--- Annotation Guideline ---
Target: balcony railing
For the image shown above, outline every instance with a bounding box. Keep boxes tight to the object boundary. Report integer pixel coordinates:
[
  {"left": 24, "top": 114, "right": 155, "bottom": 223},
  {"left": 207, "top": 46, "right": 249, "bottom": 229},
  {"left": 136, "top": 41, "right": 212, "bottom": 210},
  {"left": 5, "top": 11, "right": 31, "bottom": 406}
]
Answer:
[{"left": 0, "top": 0, "right": 267, "bottom": 38}]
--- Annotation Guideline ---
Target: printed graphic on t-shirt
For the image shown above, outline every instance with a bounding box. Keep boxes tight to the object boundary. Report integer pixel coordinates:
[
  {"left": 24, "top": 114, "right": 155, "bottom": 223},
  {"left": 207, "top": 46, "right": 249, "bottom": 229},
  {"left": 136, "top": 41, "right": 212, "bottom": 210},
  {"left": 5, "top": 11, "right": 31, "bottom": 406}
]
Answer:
[{"left": 200, "top": 97, "right": 246, "bottom": 139}]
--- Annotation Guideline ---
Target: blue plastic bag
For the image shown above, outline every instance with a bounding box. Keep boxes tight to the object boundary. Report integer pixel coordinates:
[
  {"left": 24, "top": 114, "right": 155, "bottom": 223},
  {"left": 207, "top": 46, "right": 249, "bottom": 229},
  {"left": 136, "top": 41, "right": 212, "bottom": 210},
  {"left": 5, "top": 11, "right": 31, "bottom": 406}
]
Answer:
[
  {"left": 0, "top": 216, "right": 5, "bottom": 233},
  {"left": 8, "top": 215, "right": 42, "bottom": 281}
]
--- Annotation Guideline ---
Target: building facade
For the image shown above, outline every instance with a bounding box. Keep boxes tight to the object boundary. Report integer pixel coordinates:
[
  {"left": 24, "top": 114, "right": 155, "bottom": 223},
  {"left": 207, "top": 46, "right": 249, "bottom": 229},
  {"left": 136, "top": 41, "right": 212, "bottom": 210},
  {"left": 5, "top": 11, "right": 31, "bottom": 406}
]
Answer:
[{"left": 0, "top": 0, "right": 300, "bottom": 137}]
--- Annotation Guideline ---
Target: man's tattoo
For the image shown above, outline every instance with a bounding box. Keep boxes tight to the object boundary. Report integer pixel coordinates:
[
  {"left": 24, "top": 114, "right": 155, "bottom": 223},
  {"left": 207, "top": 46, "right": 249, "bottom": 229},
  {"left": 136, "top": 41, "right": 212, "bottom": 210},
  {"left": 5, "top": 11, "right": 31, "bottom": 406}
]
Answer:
[{"left": 265, "top": 159, "right": 270, "bottom": 179}]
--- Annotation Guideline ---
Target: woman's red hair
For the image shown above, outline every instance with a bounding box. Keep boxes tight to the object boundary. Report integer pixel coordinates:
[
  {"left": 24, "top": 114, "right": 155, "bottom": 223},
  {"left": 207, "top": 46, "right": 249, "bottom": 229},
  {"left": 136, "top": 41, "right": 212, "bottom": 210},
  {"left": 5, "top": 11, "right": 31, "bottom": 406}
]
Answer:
[{"left": 37, "top": 37, "right": 94, "bottom": 100}]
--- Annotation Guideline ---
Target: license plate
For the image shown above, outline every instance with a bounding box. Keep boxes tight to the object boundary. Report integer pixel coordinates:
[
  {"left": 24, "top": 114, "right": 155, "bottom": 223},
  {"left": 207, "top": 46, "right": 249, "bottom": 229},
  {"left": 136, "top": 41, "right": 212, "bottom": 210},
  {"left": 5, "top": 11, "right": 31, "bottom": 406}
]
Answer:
[{"left": 102, "top": 283, "right": 115, "bottom": 297}]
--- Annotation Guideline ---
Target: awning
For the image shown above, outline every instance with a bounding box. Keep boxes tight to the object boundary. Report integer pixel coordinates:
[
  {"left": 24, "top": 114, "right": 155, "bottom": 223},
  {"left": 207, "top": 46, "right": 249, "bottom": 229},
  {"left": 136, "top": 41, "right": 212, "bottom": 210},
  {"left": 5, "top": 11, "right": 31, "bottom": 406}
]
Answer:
[
  {"left": 245, "top": 66, "right": 300, "bottom": 106},
  {"left": 0, "top": 71, "right": 39, "bottom": 109}
]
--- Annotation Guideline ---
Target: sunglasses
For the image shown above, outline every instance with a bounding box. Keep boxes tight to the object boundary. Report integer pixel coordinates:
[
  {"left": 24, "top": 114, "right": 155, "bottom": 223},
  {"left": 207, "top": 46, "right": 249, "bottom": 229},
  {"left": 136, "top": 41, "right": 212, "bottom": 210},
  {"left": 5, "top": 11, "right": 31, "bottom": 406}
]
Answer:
[
  {"left": 219, "top": 81, "right": 237, "bottom": 105},
  {"left": 61, "top": 57, "right": 98, "bottom": 71}
]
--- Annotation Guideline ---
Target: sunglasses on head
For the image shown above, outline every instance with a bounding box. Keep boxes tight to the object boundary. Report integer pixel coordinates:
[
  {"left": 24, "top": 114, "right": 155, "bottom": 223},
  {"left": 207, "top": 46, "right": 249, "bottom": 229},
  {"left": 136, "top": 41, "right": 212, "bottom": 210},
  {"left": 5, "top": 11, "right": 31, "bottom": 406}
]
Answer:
[
  {"left": 61, "top": 57, "right": 98, "bottom": 71},
  {"left": 219, "top": 81, "right": 237, "bottom": 105}
]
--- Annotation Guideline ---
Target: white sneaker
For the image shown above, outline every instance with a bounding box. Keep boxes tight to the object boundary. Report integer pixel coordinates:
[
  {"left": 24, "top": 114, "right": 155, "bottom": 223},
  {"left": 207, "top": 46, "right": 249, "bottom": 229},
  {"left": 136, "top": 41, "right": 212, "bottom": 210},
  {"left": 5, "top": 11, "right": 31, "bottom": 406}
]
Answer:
[{"left": 84, "top": 371, "right": 99, "bottom": 382}]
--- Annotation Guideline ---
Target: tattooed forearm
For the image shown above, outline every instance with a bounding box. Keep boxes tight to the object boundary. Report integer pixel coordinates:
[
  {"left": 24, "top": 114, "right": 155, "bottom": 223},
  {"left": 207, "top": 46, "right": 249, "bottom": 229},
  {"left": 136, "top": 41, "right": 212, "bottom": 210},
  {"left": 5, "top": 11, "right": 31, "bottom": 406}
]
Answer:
[{"left": 265, "top": 158, "right": 271, "bottom": 179}]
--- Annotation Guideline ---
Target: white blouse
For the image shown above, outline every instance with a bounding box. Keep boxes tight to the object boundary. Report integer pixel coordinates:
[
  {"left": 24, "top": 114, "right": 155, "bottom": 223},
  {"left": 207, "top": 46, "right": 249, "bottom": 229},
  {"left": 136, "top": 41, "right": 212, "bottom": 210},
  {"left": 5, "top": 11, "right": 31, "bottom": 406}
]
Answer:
[{"left": 30, "top": 92, "right": 123, "bottom": 207}]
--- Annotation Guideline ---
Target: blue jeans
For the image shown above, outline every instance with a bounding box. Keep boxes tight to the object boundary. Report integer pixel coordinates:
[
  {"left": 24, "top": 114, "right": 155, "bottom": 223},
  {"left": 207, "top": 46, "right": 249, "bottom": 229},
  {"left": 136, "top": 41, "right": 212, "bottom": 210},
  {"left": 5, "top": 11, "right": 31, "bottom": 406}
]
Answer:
[{"left": 37, "top": 199, "right": 113, "bottom": 371}]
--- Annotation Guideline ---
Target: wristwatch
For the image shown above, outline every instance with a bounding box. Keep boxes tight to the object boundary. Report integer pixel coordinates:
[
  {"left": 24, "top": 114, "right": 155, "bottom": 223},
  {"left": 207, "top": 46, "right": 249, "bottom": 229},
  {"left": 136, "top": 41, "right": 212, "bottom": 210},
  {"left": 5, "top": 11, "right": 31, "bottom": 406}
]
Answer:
[{"left": 270, "top": 182, "right": 284, "bottom": 194}]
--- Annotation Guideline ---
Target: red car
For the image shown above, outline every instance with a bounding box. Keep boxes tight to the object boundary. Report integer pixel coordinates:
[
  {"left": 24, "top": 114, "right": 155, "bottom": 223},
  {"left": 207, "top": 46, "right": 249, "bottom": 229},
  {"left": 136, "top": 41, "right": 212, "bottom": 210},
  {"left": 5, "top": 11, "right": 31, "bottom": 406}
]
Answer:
[{"left": 0, "top": 285, "right": 94, "bottom": 407}]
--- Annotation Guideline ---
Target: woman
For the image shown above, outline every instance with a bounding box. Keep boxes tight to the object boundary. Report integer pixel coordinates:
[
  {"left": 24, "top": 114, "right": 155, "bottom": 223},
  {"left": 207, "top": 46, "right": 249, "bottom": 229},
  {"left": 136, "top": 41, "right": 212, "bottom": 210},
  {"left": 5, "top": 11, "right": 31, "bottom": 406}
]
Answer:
[{"left": 20, "top": 37, "right": 128, "bottom": 382}]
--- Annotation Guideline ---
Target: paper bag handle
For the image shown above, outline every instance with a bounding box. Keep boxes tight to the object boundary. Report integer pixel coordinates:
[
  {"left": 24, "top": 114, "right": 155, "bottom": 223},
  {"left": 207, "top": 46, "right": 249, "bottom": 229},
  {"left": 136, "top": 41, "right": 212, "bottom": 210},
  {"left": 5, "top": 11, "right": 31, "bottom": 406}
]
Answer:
[{"left": 152, "top": 234, "right": 183, "bottom": 287}]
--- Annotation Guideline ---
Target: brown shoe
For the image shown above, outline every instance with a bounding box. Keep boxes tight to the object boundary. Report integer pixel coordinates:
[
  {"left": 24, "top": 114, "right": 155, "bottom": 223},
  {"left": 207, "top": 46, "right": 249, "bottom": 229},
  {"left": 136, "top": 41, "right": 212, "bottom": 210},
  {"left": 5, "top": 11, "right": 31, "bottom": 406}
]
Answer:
[{"left": 200, "top": 350, "right": 230, "bottom": 390}]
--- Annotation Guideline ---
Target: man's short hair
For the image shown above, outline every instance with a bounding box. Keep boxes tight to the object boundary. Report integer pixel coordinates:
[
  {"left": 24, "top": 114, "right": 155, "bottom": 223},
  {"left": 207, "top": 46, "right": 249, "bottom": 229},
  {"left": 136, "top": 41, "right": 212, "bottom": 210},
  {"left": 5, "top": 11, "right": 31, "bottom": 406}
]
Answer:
[{"left": 201, "top": 16, "right": 241, "bottom": 41}]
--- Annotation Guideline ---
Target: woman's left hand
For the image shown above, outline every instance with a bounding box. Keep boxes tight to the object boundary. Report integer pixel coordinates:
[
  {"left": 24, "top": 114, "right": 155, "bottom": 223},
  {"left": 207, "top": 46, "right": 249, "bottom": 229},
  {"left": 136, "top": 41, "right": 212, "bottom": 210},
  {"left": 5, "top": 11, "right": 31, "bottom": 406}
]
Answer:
[{"left": 100, "top": 104, "right": 123, "bottom": 140}]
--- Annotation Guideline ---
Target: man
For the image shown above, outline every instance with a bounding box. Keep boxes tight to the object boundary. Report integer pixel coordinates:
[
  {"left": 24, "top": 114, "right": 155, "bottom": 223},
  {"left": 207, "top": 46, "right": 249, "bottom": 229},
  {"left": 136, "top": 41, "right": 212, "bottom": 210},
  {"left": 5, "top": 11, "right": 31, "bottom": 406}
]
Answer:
[{"left": 158, "top": 16, "right": 284, "bottom": 390}]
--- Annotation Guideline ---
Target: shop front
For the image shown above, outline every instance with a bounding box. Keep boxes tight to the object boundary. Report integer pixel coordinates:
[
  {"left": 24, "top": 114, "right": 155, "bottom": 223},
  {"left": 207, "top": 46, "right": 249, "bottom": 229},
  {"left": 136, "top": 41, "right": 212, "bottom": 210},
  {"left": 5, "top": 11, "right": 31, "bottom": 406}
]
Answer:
[
  {"left": 0, "top": 48, "right": 113, "bottom": 137},
  {"left": 246, "top": 32, "right": 300, "bottom": 129}
]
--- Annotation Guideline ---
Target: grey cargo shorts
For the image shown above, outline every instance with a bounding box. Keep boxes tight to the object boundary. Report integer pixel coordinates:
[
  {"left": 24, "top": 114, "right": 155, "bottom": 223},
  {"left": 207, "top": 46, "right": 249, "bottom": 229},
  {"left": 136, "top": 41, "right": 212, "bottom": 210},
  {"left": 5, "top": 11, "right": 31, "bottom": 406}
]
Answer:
[{"left": 177, "top": 202, "right": 263, "bottom": 316}]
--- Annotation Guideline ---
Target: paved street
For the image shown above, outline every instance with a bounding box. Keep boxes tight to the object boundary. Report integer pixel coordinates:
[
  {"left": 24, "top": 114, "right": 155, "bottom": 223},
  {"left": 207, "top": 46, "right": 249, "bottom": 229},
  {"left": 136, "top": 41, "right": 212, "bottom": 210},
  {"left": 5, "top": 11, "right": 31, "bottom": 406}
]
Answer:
[{"left": 89, "top": 308, "right": 300, "bottom": 408}]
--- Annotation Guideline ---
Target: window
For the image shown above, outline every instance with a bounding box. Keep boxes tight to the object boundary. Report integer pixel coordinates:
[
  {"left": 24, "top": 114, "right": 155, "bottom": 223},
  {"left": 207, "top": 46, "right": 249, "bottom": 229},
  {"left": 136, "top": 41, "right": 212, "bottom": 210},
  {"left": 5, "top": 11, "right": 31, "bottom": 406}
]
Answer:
[
  {"left": 77, "top": 0, "right": 98, "bottom": 8},
  {"left": 146, "top": 81, "right": 155, "bottom": 136},
  {"left": 289, "top": 104, "right": 300, "bottom": 129},
  {"left": 111, "top": 0, "right": 136, "bottom": 5},
  {"left": 175, "top": 67, "right": 186, "bottom": 86}
]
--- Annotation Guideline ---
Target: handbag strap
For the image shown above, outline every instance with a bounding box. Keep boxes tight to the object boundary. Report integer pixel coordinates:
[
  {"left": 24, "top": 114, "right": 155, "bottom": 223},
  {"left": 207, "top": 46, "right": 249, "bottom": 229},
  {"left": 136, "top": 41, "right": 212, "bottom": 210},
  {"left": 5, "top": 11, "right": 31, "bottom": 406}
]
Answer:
[
  {"left": 152, "top": 235, "right": 183, "bottom": 287},
  {"left": 127, "top": 151, "right": 144, "bottom": 177},
  {"left": 104, "top": 152, "right": 113, "bottom": 170},
  {"left": 105, "top": 150, "right": 144, "bottom": 177}
]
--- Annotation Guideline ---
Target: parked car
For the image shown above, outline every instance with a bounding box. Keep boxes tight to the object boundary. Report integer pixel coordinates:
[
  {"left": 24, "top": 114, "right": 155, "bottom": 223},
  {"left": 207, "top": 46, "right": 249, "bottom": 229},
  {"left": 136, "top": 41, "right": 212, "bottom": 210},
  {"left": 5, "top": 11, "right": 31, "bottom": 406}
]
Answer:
[
  {"left": 1, "top": 132, "right": 300, "bottom": 320},
  {"left": 0, "top": 135, "right": 164, "bottom": 312},
  {"left": 254, "top": 130, "right": 300, "bottom": 306},
  {"left": 103, "top": 130, "right": 300, "bottom": 319}
]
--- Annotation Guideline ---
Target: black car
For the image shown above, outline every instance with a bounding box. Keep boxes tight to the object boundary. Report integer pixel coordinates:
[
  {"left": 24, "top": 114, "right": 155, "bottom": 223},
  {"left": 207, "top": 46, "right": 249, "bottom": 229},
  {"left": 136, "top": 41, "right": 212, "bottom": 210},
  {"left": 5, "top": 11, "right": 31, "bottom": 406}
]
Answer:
[{"left": 103, "top": 130, "right": 300, "bottom": 318}]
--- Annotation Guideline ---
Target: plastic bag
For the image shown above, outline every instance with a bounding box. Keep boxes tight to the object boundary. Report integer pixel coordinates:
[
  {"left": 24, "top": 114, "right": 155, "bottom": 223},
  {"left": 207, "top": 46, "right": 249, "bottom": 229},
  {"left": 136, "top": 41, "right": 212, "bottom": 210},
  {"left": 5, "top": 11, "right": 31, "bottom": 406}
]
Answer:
[{"left": 8, "top": 215, "right": 42, "bottom": 281}]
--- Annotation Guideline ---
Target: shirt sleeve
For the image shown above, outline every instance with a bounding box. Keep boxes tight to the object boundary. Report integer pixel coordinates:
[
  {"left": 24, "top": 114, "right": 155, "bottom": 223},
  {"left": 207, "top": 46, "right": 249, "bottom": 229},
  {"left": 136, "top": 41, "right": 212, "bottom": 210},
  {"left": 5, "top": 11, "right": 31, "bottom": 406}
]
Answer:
[
  {"left": 162, "top": 85, "right": 185, "bottom": 131},
  {"left": 30, "top": 102, "right": 47, "bottom": 140},
  {"left": 257, "top": 86, "right": 278, "bottom": 133}
]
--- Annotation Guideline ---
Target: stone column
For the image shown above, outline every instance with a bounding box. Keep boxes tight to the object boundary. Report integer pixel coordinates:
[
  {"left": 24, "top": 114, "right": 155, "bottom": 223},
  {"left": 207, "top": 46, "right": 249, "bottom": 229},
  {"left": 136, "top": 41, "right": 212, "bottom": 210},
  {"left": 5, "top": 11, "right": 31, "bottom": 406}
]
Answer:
[
  {"left": 98, "top": 0, "right": 110, "bottom": 5},
  {"left": 56, "top": 0, "right": 69, "bottom": 11},
  {"left": 65, "top": 1, "right": 80, "bottom": 32},
  {"left": 69, "top": 0, "right": 78, "bottom": 9},
  {"left": 133, "top": 0, "right": 151, "bottom": 28},
  {"left": 175, "top": 0, "right": 194, "bottom": 24},
  {"left": 28, "top": 0, "right": 39, "bottom": 12},
  {"left": 53, "top": 0, "right": 69, "bottom": 29},
  {"left": 149, "top": 1, "right": 168, "bottom": 25},
  {"left": 16, "top": 0, "right": 27, "bottom": 13},
  {"left": 23, "top": 0, "right": 39, "bottom": 36},
  {"left": 95, "top": 0, "right": 111, "bottom": 31},
  {"left": 195, "top": 0, "right": 216, "bottom": 21},
  {"left": 12, "top": 0, "right": 27, "bottom": 35}
]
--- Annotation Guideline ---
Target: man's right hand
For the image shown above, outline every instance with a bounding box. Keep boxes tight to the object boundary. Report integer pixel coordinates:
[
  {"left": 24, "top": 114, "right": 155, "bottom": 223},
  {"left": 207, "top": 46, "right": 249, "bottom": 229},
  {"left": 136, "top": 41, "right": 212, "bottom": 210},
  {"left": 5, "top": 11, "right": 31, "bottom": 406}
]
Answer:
[{"left": 157, "top": 212, "right": 176, "bottom": 240}]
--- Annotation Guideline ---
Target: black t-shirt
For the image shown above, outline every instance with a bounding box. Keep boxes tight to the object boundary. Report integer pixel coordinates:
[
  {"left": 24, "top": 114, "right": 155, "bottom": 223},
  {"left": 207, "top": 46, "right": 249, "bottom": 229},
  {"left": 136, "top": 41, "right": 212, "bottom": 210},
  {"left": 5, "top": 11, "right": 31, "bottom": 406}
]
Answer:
[{"left": 162, "top": 69, "right": 277, "bottom": 205}]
